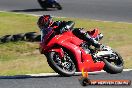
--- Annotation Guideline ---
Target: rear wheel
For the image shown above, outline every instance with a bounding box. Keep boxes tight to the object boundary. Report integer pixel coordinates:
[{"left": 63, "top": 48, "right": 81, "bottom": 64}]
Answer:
[
  {"left": 37, "top": 0, "right": 47, "bottom": 10},
  {"left": 103, "top": 51, "right": 124, "bottom": 74},
  {"left": 54, "top": 2, "right": 62, "bottom": 10},
  {"left": 47, "top": 50, "right": 76, "bottom": 76}
]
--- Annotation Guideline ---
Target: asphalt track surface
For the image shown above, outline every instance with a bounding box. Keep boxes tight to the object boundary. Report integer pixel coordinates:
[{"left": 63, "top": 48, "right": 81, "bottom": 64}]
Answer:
[
  {"left": 0, "top": 0, "right": 132, "bottom": 22},
  {"left": 0, "top": 71, "right": 132, "bottom": 88},
  {"left": 0, "top": 0, "right": 132, "bottom": 88}
]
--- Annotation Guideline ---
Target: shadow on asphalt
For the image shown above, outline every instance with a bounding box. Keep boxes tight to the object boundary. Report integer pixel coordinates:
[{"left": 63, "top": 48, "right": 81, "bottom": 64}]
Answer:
[
  {"left": 0, "top": 75, "right": 61, "bottom": 79},
  {"left": 10, "top": 8, "right": 58, "bottom": 12},
  {"left": 0, "top": 73, "right": 98, "bottom": 79}
]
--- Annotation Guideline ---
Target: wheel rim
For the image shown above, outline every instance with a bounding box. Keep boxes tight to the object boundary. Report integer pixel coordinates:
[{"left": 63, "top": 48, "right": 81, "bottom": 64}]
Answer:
[{"left": 52, "top": 52, "right": 75, "bottom": 72}]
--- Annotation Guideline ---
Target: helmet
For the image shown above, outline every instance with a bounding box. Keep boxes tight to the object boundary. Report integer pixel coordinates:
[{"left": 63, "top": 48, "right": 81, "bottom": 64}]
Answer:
[{"left": 37, "top": 15, "right": 53, "bottom": 29}]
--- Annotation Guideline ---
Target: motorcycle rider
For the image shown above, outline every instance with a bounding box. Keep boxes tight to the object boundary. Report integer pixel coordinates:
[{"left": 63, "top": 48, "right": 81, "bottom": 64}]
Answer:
[
  {"left": 46, "top": 0, "right": 56, "bottom": 3},
  {"left": 37, "top": 15, "right": 101, "bottom": 49},
  {"left": 38, "top": 0, "right": 62, "bottom": 10}
]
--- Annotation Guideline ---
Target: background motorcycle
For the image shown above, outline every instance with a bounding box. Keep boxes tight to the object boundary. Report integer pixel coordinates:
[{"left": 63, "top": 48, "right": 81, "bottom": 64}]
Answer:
[
  {"left": 37, "top": 0, "right": 62, "bottom": 10},
  {"left": 39, "top": 26, "right": 124, "bottom": 76}
]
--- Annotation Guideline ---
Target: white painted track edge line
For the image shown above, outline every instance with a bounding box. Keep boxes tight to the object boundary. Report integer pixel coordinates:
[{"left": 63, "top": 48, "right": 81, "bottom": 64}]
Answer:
[{"left": 27, "top": 69, "right": 132, "bottom": 77}]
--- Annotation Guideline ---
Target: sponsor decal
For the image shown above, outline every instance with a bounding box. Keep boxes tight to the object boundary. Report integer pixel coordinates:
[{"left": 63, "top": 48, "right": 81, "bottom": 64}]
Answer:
[{"left": 79, "top": 68, "right": 131, "bottom": 86}]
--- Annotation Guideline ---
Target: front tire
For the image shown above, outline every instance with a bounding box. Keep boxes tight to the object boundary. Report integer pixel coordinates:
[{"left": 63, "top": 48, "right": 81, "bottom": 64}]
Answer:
[
  {"left": 103, "top": 51, "right": 124, "bottom": 74},
  {"left": 47, "top": 50, "right": 76, "bottom": 76}
]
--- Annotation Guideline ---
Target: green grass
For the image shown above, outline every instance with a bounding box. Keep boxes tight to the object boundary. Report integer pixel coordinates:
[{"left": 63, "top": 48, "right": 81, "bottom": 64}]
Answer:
[{"left": 0, "top": 12, "right": 132, "bottom": 76}]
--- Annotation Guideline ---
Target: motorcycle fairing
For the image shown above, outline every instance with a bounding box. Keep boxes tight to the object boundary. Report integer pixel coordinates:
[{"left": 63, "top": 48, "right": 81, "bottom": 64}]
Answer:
[{"left": 42, "top": 31, "right": 104, "bottom": 72}]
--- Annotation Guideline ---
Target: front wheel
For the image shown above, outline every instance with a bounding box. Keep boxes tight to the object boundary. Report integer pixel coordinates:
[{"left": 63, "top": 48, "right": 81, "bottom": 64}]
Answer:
[
  {"left": 47, "top": 50, "right": 76, "bottom": 76},
  {"left": 103, "top": 51, "right": 124, "bottom": 74}
]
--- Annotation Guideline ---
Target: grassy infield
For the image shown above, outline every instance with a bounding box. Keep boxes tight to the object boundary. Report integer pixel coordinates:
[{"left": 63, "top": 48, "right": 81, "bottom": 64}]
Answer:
[{"left": 0, "top": 12, "right": 132, "bottom": 76}]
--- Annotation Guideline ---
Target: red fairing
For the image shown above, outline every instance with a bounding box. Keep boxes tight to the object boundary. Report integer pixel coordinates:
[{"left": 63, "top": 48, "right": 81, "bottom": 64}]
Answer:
[
  {"left": 40, "top": 31, "right": 104, "bottom": 72},
  {"left": 80, "top": 48, "right": 104, "bottom": 72},
  {"left": 48, "top": 48, "right": 64, "bottom": 59}
]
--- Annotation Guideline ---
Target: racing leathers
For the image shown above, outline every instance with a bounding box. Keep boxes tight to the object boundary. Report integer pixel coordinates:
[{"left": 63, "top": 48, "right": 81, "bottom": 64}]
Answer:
[{"left": 40, "top": 21, "right": 101, "bottom": 48}]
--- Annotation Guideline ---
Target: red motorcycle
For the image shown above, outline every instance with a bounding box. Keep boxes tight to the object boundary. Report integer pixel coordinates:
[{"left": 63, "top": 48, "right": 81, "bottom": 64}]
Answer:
[{"left": 39, "top": 28, "right": 124, "bottom": 76}]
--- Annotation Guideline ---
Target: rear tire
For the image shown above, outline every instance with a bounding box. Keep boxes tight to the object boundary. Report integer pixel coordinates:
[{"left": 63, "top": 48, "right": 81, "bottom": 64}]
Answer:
[
  {"left": 46, "top": 50, "right": 76, "bottom": 76},
  {"left": 54, "top": 2, "right": 62, "bottom": 10},
  {"left": 24, "top": 32, "right": 37, "bottom": 42},
  {"left": 0, "top": 35, "right": 13, "bottom": 43},
  {"left": 103, "top": 51, "right": 124, "bottom": 74},
  {"left": 12, "top": 33, "right": 25, "bottom": 41},
  {"left": 37, "top": 0, "right": 47, "bottom": 10}
]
